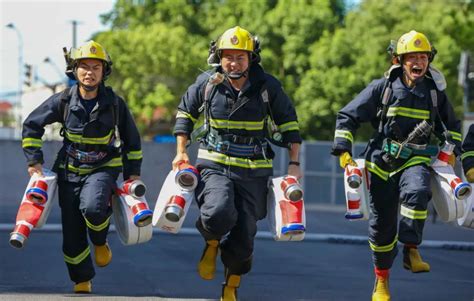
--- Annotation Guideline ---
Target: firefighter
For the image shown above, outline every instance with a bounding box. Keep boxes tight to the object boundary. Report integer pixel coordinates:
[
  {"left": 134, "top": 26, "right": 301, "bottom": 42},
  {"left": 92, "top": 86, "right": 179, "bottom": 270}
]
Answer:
[
  {"left": 462, "top": 124, "right": 474, "bottom": 182},
  {"left": 173, "top": 26, "right": 302, "bottom": 300},
  {"left": 22, "top": 41, "right": 142, "bottom": 293},
  {"left": 331, "top": 31, "right": 461, "bottom": 301}
]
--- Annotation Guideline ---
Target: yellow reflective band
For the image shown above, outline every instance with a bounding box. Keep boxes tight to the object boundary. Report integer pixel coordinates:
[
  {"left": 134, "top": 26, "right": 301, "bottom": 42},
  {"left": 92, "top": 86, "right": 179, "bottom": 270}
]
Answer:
[
  {"left": 461, "top": 151, "right": 474, "bottom": 160},
  {"left": 22, "top": 137, "right": 43, "bottom": 148},
  {"left": 278, "top": 121, "right": 299, "bottom": 133},
  {"left": 366, "top": 156, "right": 432, "bottom": 181},
  {"left": 85, "top": 216, "right": 110, "bottom": 232},
  {"left": 449, "top": 131, "right": 462, "bottom": 142},
  {"left": 365, "top": 161, "right": 389, "bottom": 181},
  {"left": 210, "top": 118, "right": 264, "bottom": 131},
  {"left": 369, "top": 235, "right": 398, "bottom": 252},
  {"left": 64, "top": 246, "right": 90, "bottom": 265},
  {"left": 387, "top": 107, "right": 430, "bottom": 120},
  {"left": 176, "top": 110, "right": 197, "bottom": 123},
  {"left": 198, "top": 149, "right": 272, "bottom": 169},
  {"left": 400, "top": 205, "right": 427, "bottom": 220},
  {"left": 389, "top": 156, "right": 432, "bottom": 177},
  {"left": 335, "top": 129, "right": 354, "bottom": 144},
  {"left": 65, "top": 129, "right": 113, "bottom": 145},
  {"left": 127, "top": 150, "right": 143, "bottom": 160},
  {"left": 59, "top": 157, "right": 123, "bottom": 175}
]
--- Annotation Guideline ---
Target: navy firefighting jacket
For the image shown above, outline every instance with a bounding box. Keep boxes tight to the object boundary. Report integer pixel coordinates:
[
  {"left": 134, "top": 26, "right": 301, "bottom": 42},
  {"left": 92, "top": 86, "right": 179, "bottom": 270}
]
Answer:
[
  {"left": 174, "top": 64, "right": 302, "bottom": 178},
  {"left": 22, "top": 83, "right": 142, "bottom": 182},
  {"left": 332, "top": 66, "right": 461, "bottom": 181},
  {"left": 462, "top": 124, "right": 474, "bottom": 172}
]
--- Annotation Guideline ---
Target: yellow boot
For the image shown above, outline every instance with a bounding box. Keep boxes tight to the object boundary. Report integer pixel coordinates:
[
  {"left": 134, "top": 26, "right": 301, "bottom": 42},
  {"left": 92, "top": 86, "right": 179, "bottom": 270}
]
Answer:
[
  {"left": 198, "top": 239, "right": 219, "bottom": 280},
  {"left": 403, "top": 245, "right": 430, "bottom": 273},
  {"left": 74, "top": 280, "right": 91, "bottom": 294},
  {"left": 220, "top": 271, "right": 240, "bottom": 301},
  {"left": 372, "top": 269, "right": 390, "bottom": 301},
  {"left": 94, "top": 242, "right": 112, "bottom": 267}
]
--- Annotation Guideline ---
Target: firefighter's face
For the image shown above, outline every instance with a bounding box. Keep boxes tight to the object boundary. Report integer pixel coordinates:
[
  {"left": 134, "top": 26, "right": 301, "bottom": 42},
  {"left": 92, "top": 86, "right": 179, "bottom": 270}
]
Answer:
[
  {"left": 221, "top": 49, "right": 250, "bottom": 76},
  {"left": 76, "top": 59, "right": 104, "bottom": 89},
  {"left": 402, "top": 52, "right": 429, "bottom": 85}
]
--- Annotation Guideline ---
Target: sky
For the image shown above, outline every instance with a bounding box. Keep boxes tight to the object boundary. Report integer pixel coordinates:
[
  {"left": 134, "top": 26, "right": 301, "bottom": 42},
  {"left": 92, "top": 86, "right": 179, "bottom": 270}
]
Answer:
[{"left": 0, "top": 0, "right": 115, "bottom": 102}]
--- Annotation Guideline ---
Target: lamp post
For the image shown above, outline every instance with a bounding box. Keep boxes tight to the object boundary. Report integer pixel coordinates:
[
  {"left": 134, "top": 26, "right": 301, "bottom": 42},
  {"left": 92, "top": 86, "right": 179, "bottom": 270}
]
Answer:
[
  {"left": 6, "top": 23, "right": 23, "bottom": 103},
  {"left": 6, "top": 23, "right": 24, "bottom": 138},
  {"left": 44, "top": 57, "right": 66, "bottom": 84}
]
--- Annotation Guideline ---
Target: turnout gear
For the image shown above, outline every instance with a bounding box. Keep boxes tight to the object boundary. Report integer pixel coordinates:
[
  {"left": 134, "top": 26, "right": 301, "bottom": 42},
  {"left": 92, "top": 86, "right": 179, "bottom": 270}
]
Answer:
[
  {"left": 372, "top": 268, "right": 390, "bottom": 301},
  {"left": 198, "top": 239, "right": 219, "bottom": 280},
  {"left": 403, "top": 245, "right": 430, "bottom": 273},
  {"left": 22, "top": 81, "right": 142, "bottom": 285},
  {"left": 372, "top": 278, "right": 390, "bottom": 301},
  {"left": 94, "top": 242, "right": 112, "bottom": 267},
  {"left": 74, "top": 280, "right": 92, "bottom": 294},
  {"left": 466, "top": 168, "right": 474, "bottom": 183},
  {"left": 207, "top": 26, "right": 262, "bottom": 66},
  {"left": 332, "top": 32, "right": 460, "bottom": 300},
  {"left": 221, "top": 268, "right": 241, "bottom": 301},
  {"left": 217, "top": 26, "right": 255, "bottom": 53},
  {"left": 388, "top": 30, "right": 436, "bottom": 63},
  {"left": 65, "top": 40, "right": 112, "bottom": 80},
  {"left": 175, "top": 64, "right": 301, "bottom": 179},
  {"left": 175, "top": 26, "right": 301, "bottom": 298},
  {"left": 462, "top": 124, "right": 474, "bottom": 182},
  {"left": 339, "top": 151, "right": 357, "bottom": 169},
  {"left": 23, "top": 84, "right": 142, "bottom": 182}
]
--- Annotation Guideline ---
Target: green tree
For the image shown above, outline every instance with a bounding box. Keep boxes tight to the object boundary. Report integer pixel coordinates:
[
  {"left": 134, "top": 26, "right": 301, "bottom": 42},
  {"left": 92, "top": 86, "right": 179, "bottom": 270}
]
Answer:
[{"left": 296, "top": 0, "right": 474, "bottom": 141}]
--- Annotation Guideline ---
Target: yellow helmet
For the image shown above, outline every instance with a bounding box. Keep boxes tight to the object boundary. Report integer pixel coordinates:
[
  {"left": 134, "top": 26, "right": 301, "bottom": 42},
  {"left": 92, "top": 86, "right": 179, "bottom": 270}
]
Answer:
[
  {"left": 207, "top": 26, "right": 261, "bottom": 66},
  {"left": 216, "top": 26, "right": 255, "bottom": 52},
  {"left": 71, "top": 40, "right": 111, "bottom": 63},
  {"left": 68, "top": 40, "right": 112, "bottom": 79},
  {"left": 396, "top": 30, "right": 432, "bottom": 55}
]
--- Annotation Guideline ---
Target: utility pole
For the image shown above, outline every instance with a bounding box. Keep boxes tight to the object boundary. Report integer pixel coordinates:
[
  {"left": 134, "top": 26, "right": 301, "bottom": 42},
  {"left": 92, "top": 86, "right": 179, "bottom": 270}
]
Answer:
[{"left": 70, "top": 20, "right": 82, "bottom": 48}]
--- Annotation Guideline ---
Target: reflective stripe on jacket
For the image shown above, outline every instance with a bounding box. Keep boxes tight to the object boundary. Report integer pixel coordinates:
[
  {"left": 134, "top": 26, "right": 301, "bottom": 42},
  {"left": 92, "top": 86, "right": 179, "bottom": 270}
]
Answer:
[
  {"left": 22, "top": 84, "right": 142, "bottom": 181},
  {"left": 174, "top": 64, "right": 301, "bottom": 177},
  {"left": 331, "top": 67, "right": 461, "bottom": 180}
]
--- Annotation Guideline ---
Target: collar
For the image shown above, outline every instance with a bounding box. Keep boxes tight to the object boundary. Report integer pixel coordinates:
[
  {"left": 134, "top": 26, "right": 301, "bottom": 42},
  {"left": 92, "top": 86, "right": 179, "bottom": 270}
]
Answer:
[
  {"left": 69, "top": 83, "right": 113, "bottom": 108},
  {"left": 391, "top": 74, "right": 427, "bottom": 99}
]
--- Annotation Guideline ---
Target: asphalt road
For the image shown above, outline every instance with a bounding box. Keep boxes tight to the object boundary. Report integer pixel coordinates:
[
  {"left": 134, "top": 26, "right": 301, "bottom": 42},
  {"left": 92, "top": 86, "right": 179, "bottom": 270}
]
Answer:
[{"left": 1, "top": 204, "right": 473, "bottom": 301}]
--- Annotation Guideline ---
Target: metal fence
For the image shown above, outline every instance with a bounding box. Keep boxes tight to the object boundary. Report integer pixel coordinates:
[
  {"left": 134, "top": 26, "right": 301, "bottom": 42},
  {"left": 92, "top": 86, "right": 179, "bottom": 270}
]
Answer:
[{"left": 0, "top": 140, "right": 358, "bottom": 206}]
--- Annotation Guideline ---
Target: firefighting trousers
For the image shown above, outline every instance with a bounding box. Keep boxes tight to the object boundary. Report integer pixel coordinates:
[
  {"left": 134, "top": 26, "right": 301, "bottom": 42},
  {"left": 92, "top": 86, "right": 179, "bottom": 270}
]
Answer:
[
  {"left": 368, "top": 164, "right": 431, "bottom": 269},
  {"left": 195, "top": 168, "right": 268, "bottom": 275},
  {"left": 58, "top": 169, "right": 118, "bottom": 283}
]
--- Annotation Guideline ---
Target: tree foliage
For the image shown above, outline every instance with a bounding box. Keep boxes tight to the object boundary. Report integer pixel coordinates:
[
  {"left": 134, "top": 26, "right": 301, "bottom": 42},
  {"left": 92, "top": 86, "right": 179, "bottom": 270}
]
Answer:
[{"left": 94, "top": 0, "right": 474, "bottom": 141}]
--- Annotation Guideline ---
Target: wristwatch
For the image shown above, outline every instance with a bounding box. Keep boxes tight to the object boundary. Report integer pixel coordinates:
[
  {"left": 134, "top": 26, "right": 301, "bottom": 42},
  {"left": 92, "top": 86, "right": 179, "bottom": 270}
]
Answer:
[{"left": 288, "top": 161, "right": 300, "bottom": 166}]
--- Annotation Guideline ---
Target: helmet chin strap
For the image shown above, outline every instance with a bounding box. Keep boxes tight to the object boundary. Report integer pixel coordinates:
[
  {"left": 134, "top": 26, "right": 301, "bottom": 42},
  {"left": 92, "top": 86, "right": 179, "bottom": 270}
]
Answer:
[
  {"left": 81, "top": 83, "right": 99, "bottom": 92},
  {"left": 225, "top": 68, "right": 249, "bottom": 80}
]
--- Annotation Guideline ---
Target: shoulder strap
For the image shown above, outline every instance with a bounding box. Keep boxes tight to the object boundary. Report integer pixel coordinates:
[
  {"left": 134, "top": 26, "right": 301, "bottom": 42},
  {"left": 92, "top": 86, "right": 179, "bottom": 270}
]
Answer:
[
  {"left": 105, "top": 86, "right": 121, "bottom": 148},
  {"left": 430, "top": 89, "right": 451, "bottom": 142},
  {"left": 199, "top": 77, "right": 218, "bottom": 128},
  {"left": 58, "top": 87, "right": 72, "bottom": 124},
  {"left": 377, "top": 79, "right": 393, "bottom": 134}
]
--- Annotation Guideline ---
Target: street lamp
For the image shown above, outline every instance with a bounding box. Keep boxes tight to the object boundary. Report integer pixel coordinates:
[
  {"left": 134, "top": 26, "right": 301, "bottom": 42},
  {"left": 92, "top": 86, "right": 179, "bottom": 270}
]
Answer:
[
  {"left": 44, "top": 57, "right": 66, "bottom": 84},
  {"left": 6, "top": 23, "right": 24, "bottom": 103},
  {"left": 6, "top": 23, "right": 24, "bottom": 138}
]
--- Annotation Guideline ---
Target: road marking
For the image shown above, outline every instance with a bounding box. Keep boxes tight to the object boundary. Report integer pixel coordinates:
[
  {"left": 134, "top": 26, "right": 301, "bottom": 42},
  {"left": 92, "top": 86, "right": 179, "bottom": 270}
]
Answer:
[{"left": 1, "top": 223, "right": 473, "bottom": 251}]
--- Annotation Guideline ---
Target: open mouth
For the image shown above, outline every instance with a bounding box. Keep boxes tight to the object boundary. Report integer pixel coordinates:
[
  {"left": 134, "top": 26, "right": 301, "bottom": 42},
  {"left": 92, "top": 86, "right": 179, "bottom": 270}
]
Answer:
[{"left": 411, "top": 66, "right": 423, "bottom": 76}]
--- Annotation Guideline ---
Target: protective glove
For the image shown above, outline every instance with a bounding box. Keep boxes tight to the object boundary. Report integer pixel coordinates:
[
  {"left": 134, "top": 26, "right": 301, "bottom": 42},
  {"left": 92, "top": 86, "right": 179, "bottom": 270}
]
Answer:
[
  {"left": 447, "top": 154, "right": 456, "bottom": 167},
  {"left": 465, "top": 168, "right": 474, "bottom": 183},
  {"left": 339, "top": 152, "right": 357, "bottom": 169}
]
